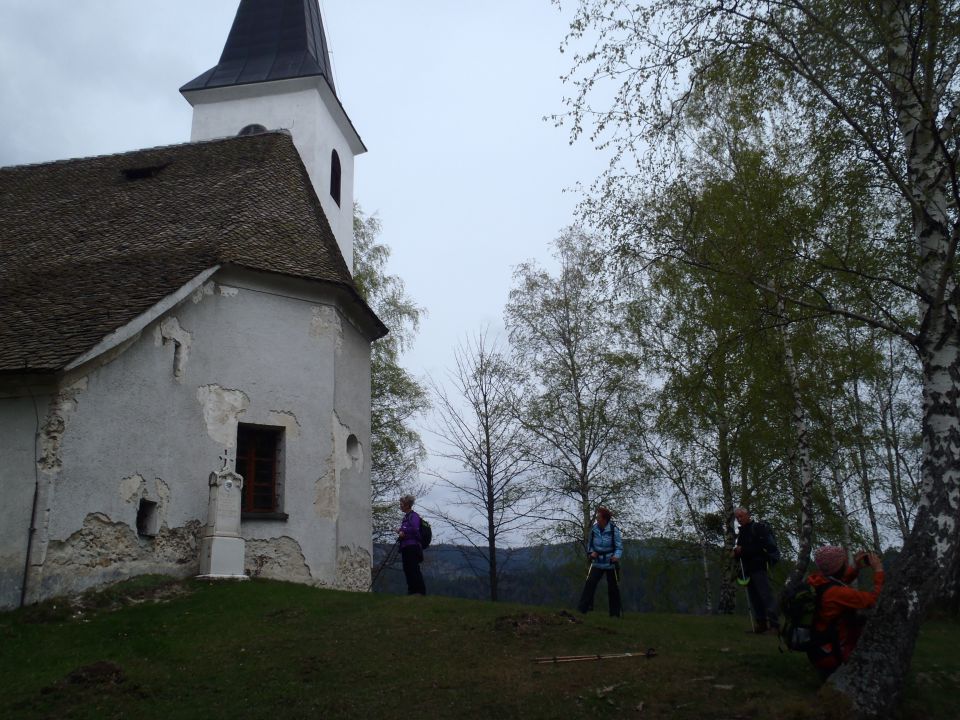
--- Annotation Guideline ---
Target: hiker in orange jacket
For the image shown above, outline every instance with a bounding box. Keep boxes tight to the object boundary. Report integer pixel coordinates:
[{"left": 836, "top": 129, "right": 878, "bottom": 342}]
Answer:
[{"left": 807, "top": 545, "right": 885, "bottom": 678}]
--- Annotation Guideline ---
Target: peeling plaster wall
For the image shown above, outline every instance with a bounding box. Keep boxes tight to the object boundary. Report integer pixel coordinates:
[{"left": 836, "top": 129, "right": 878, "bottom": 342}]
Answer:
[
  {"left": 159, "top": 317, "right": 192, "bottom": 382},
  {"left": 244, "top": 536, "right": 312, "bottom": 583},
  {"left": 38, "top": 379, "right": 86, "bottom": 473},
  {"left": 0, "top": 392, "right": 51, "bottom": 609},
  {"left": 197, "top": 384, "right": 250, "bottom": 448},
  {"left": 332, "top": 318, "right": 374, "bottom": 587},
  {"left": 337, "top": 545, "right": 372, "bottom": 592},
  {"left": 4, "top": 269, "right": 374, "bottom": 606},
  {"left": 40, "top": 513, "right": 204, "bottom": 598}
]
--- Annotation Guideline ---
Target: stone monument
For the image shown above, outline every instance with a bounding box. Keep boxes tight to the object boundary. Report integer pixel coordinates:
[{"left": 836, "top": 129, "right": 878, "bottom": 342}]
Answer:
[{"left": 198, "top": 459, "right": 247, "bottom": 579}]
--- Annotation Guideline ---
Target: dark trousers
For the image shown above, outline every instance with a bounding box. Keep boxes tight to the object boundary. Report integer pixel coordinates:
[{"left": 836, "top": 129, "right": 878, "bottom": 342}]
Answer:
[
  {"left": 746, "top": 567, "right": 778, "bottom": 628},
  {"left": 578, "top": 566, "right": 622, "bottom": 617},
  {"left": 401, "top": 545, "right": 426, "bottom": 595}
]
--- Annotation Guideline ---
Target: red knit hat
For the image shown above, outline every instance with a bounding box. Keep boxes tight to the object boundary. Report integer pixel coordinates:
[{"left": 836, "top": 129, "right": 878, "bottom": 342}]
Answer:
[{"left": 814, "top": 545, "right": 847, "bottom": 576}]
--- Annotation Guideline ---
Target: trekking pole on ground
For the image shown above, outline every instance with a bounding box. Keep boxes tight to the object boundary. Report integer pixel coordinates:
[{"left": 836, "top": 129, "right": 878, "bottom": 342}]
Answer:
[
  {"left": 738, "top": 557, "right": 755, "bottom": 632},
  {"left": 370, "top": 540, "right": 400, "bottom": 591},
  {"left": 533, "top": 648, "right": 656, "bottom": 664}
]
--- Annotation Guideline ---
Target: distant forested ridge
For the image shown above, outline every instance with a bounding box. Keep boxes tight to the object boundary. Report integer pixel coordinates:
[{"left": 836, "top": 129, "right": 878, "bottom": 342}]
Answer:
[{"left": 373, "top": 539, "right": 756, "bottom": 614}]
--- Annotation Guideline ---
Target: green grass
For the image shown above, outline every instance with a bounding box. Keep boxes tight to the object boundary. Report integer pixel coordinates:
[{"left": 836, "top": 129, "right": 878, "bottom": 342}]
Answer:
[{"left": 0, "top": 578, "right": 957, "bottom": 719}]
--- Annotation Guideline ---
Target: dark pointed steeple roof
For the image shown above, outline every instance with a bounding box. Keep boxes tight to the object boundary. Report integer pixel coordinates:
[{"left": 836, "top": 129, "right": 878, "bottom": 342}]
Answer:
[{"left": 181, "top": 0, "right": 337, "bottom": 95}]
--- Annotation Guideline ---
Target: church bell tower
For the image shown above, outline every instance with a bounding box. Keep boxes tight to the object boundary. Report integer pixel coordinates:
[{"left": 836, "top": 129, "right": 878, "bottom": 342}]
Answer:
[{"left": 180, "top": 0, "right": 365, "bottom": 271}]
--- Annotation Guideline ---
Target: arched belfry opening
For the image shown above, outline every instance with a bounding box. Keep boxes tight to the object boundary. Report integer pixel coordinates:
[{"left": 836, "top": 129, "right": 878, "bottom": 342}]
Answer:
[
  {"left": 238, "top": 124, "right": 267, "bottom": 136},
  {"left": 330, "top": 150, "right": 342, "bottom": 207},
  {"left": 180, "top": 0, "right": 367, "bottom": 270}
]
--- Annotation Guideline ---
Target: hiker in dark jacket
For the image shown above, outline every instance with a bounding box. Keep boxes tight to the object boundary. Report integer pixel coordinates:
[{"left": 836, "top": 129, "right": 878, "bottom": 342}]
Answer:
[
  {"left": 577, "top": 506, "right": 624, "bottom": 617},
  {"left": 807, "top": 545, "right": 885, "bottom": 679},
  {"left": 733, "top": 507, "right": 779, "bottom": 634},
  {"left": 397, "top": 495, "right": 426, "bottom": 595}
]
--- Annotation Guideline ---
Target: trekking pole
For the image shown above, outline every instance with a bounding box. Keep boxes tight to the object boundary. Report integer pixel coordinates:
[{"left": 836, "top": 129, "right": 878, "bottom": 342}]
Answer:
[
  {"left": 370, "top": 540, "right": 400, "bottom": 591},
  {"left": 533, "top": 649, "right": 656, "bottom": 664},
  {"left": 738, "top": 557, "right": 755, "bottom": 633},
  {"left": 614, "top": 560, "right": 624, "bottom": 618}
]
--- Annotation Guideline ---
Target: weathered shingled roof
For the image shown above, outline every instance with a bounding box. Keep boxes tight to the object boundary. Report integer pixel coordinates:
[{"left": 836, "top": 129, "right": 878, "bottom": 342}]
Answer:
[{"left": 0, "top": 131, "right": 386, "bottom": 372}]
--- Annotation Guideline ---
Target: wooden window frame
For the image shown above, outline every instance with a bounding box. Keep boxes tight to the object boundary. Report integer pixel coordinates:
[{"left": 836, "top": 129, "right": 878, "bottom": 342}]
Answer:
[{"left": 235, "top": 423, "right": 284, "bottom": 515}]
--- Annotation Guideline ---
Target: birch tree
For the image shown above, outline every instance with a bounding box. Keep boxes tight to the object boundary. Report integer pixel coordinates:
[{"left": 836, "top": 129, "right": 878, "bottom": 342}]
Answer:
[
  {"left": 629, "top": 236, "right": 792, "bottom": 613},
  {"left": 638, "top": 434, "right": 723, "bottom": 614},
  {"left": 505, "top": 228, "right": 643, "bottom": 549},
  {"left": 429, "top": 332, "right": 538, "bottom": 601},
  {"left": 557, "top": 1, "right": 960, "bottom": 713}
]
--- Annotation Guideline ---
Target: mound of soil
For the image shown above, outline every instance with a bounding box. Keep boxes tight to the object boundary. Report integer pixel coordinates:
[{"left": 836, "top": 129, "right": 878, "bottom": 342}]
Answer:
[{"left": 494, "top": 610, "right": 583, "bottom": 635}]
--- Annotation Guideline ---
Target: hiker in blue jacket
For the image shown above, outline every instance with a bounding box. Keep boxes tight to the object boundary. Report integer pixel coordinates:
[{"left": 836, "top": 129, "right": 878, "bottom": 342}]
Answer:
[
  {"left": 577, "top": 506, "right": 623, "bottom": 617},
  {"left": 397, "top": 495, "right": 426, "bottom": 595}
]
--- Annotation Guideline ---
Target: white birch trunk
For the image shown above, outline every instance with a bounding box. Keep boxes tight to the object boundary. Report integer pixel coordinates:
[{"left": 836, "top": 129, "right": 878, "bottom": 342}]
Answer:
[
  {"left": 717, "top": 417, "right": 738, "bottom": 614},
  {"left": 849, "top": 370, "right": 882, "bottom": 552},
  {"left": 829, "top": 5, "right": 960, "bottom": 715},
  {"left": 828, "top": 412, "right": 854, "bottom": 556},
  {"left": 780, "top": 298, "right": 815, "bottom": 588},
  {"left": 875, "top": 373, "right": 912, "bottom": 542}
]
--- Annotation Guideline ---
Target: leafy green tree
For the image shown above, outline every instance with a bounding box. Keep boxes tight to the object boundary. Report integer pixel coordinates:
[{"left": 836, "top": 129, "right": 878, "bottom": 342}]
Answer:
[
  {"left": 632, "top": 132, "right": 920, "bottom": 566},
  {"left": 556, "top": 2, "right": 957, "bottom": 711},
  {"left": 352, "top": 206, "right": 429, "bottom": 542},
  {"left": 505, "top": 228, "right": 644, "bottom": 551},
  {"left": 626, "top": 170, "right": 806, "bottom": 612}
]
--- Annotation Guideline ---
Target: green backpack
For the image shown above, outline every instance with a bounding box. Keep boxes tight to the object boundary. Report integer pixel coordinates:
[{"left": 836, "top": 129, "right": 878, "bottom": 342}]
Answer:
[
  {"left": 779, "top": 578, "right": 837, "bottom": 652},
  {"left": 419, "top": 517, "right": 433, "bottom": 549}
]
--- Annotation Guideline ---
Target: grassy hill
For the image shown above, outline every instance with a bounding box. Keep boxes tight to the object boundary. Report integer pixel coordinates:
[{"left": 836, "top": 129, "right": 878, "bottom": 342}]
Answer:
[{"left": 1, "top": 576, "right": 957, "bottom": 719}]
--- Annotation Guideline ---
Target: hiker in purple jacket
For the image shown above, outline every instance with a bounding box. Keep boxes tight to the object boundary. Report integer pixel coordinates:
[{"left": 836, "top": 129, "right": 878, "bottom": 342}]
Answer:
[{"left": 398, "top": 495, "right": 426, "bottom": 595}]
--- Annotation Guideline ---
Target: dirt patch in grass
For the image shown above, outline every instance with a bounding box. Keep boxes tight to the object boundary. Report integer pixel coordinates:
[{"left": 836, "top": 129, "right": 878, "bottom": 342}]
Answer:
[
  {"left": 61, "top": 660, "right": 126, "bottom": 687},
  {"left": 11, "top": 660, "right": 150, "bottom": 716},
  {"left": 494, "top": 610, "right": 583, "bottom": 635},
  {"left": 263, "top": 606, "right": 307, "bottom": 622}
]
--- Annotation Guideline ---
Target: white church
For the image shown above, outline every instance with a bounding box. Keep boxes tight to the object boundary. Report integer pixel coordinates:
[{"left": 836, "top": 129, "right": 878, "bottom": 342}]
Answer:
[{"left": 0, "top": 0, "right": 384, "bottom": 609}]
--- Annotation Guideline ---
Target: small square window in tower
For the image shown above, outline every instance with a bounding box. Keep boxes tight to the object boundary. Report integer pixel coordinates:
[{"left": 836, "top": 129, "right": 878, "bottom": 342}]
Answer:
[{"left": 236, "top": 424, "right": 284, "bottom": 513}]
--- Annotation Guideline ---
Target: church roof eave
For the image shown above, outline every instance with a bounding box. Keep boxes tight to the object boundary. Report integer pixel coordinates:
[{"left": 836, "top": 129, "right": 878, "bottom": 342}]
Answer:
[
  {"left": 180, "top": 73, "right": 367, "bottom": 156},
  {"left": 0, "top": 132, "right": 381, "bottom": 372}
]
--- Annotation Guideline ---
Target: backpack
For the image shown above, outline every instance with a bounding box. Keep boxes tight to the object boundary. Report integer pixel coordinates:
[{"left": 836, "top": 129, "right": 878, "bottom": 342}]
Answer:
[
  {"left": 779, "top": 578, "right": 837, "bottom": 652},
  {"left": 761, "top": 523, "right": 781, "bottom": 566},
  {"left": 419, "top": 517, "right": 433, "bottom": 549}
]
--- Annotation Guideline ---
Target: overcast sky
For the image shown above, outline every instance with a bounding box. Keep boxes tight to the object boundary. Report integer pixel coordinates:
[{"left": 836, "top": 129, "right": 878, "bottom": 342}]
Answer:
[{"left": 0, "top": 0, "right": 609, "bottom": 515}]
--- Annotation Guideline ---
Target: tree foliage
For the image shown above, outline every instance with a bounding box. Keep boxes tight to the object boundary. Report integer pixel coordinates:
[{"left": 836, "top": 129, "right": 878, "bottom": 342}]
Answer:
[
  {"left": 505, "top": 228, "right": 645, "bottom": 549},
  {"left": 352, "top": 205, "right": 429, "bottom": 542},
  {"left": 556, "top": 1, "right": 959, "bottom": 713}
]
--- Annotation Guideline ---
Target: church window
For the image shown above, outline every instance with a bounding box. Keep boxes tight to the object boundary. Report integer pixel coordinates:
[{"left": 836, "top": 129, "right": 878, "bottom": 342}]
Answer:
[
  {"left": 236, "top": 424, "right": 285, "bottom": 514},
  {"left": 330, "top": 149, "right": 342, "bottom": 206}
]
